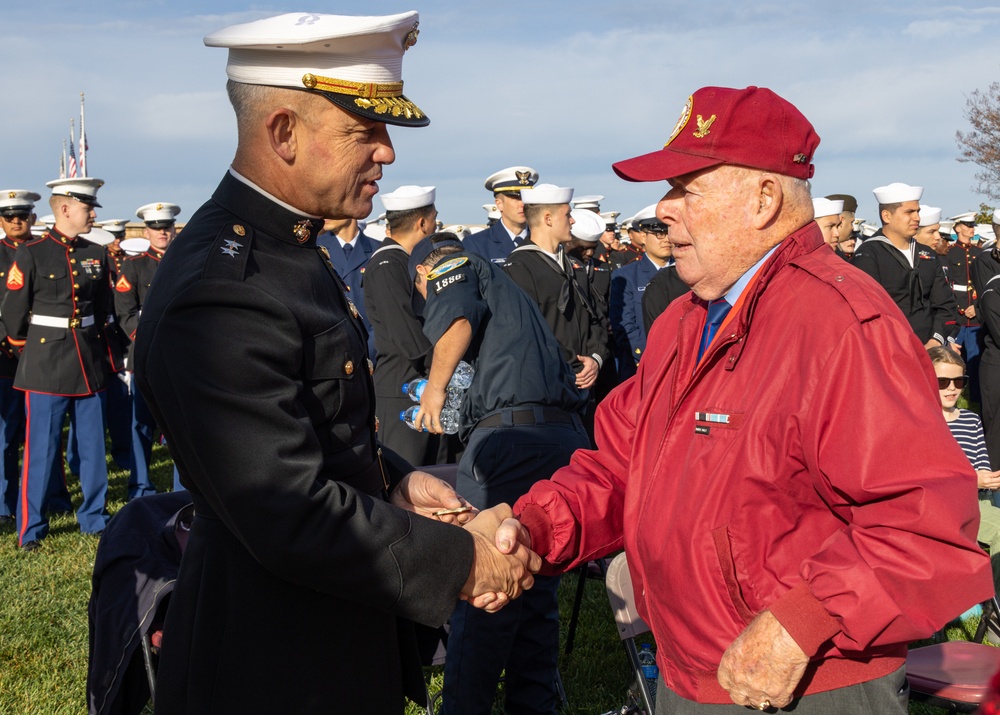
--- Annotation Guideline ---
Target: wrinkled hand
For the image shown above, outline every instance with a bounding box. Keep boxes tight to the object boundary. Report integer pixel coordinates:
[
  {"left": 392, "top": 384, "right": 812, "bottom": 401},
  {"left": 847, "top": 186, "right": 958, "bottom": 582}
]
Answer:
[
  {"left": 390, "top": 471, "right": 476, "bottom": 525},
  {"left": 460, "top": 504, "right": 541, "bottom": 613},
  {"left": 414, "top": 383, "right": 447, "bottom": 434},
  {"left": 575, "top": 355, "right": 599, "bottom": 389},
  {"left": 978, "top": 469, "right": 1000, "bottom": 491},
  {"left": 717, "top": 610, "right": 808, "bottom": 710}
]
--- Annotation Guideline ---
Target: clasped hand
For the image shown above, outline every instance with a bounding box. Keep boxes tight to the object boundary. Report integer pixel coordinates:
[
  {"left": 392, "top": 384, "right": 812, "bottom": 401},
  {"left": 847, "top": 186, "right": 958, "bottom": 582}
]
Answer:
[{"left": 460, "top": 504, "right": 541, "bottom": 613}]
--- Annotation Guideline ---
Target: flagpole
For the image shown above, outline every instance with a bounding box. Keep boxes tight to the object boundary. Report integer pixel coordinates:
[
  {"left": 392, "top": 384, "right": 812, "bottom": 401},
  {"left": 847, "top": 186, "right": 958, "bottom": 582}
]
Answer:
[
  {"left": 61, "top": 139, "right": 67, "bottom": 180},
  {"left": 79, "top": 92, "right": 87, "bottom": 177}
]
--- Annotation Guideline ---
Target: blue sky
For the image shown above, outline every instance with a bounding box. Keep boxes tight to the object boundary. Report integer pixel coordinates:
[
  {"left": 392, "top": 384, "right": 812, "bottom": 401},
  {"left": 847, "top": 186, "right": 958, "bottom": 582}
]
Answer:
[{"left": 5, "top": 1, "right": 1000, "bottom": 226}]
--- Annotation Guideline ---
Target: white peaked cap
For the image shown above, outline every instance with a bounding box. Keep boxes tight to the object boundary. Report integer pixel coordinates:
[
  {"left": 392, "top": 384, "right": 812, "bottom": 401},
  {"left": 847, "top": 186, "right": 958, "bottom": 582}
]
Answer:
[
  {"left": 136, "top": 202, "right": 181, "bottom": 226},
  {"left": 442, "top": 224, "right": 470, "bottom": 239},
  {"left": 521, "top": 183, "right": 573, "bottom": 205},
  {"left": 485, "top": 166, "right": 538, "bottom": 192},
  {"left": 570, "top": 209, "right": 605, "bottom": 243},
  {"left": 918, "top": 205, "right": 942, "bottom": 227},
  {"left": 0, "top": 190, "right": 41, "bottom": 212},
  {"left": 872, "top": 182, "right": 923, "bottom": 204},
  {"left": 812, "top": 197, "right": 844, "bottom": 219},
  {"left": 950, "top": 211, "right": 977, "bottom": 223},
  {"left": 99, "top": 219, "right": 128, "bottom": 235},
  {"left": 46, "top": 177, "right": 104, "bottom": 207},
  {"left": 571, "top": 194, "right": 604, "bottom": 211},
  {"left": 482, "top": 203, "right": 501, "bottom": 220},
  {"left": 379, "top": 185, "right": 435, "bottom": 211},
  {"left": 79, "top": 228, "right": 116, "bottom": 247},
  {"left": 204, "top": 11, "right": 428, "bottom": 127},
  {"left": 121, "top": 237, "right": 151, "bottom": 255}
]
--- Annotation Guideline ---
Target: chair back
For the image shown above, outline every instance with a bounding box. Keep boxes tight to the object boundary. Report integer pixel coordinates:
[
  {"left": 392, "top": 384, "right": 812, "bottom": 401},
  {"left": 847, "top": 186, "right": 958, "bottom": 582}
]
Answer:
[{"left": 605, "top": 552, "right": 651, "bottom": 641}]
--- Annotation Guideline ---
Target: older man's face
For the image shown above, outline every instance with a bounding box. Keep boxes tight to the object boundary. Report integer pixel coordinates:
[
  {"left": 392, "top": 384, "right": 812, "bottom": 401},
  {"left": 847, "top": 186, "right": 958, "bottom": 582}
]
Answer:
[
  {"left": 657, "top": 166, "right": 765, "bottom": 301},
  {"left": 296, "top": 96, "right": 395, "bottom": 219}
]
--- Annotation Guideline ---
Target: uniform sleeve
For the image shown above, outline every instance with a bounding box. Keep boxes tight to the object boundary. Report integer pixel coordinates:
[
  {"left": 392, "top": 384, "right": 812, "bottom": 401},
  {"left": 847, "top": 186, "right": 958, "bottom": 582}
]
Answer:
[
  {"left": 611, "top": 268, "right": 644, "bottom": 365},
  {"left": 136, "top": 279, "right": 474, "bottom": 627},
  {"left": 1, "top": 247, "right": 34, "bottom": 343},
  {"left": 422, "top": 262, "right": 486, "bottom": 343},
  {"left": 768, "top": 316, "right": 993, "bottom": 655},
  {"left": 849, "top": 247, "right": 881, "bottom": 285},
  {"left": 929, "top": 262, "right": 960, "bottom": 343},
  {"left": 114, "top": 259, "right": 142, "bottom": 340},
  {"left": 973, "top": 254, "right": 997, "bottom": 299},
  {"left": 363, "top": 259, "right": 432, "bottom": 373}
]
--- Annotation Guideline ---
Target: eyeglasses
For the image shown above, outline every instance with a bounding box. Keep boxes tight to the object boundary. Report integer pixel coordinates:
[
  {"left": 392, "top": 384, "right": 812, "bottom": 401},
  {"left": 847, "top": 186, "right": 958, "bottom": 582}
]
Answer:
[
  {"left": 958, "top": 221, "right": 976, "bottom": 228},
  {"left": 1, "top": 212, "right": 30, "bottom": 221},
  {"left": 937, "top": 375, "right": 968, "bottom": 390}
]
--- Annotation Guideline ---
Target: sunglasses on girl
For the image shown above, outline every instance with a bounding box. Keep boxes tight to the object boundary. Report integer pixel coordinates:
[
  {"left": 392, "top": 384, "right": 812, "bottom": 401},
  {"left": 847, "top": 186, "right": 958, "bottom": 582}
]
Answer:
[{"left": 937, "top": 375, "right": 968, "bottom": 390}]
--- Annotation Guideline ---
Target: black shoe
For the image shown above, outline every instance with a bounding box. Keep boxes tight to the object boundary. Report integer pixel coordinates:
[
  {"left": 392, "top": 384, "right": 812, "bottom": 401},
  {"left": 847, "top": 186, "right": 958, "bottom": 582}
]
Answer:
[
  {"left": 20, "top": 540, "right": 41, "bottom": 552},
  {"left": 0, "top": 515, "right": 13, "bottom": 525}
]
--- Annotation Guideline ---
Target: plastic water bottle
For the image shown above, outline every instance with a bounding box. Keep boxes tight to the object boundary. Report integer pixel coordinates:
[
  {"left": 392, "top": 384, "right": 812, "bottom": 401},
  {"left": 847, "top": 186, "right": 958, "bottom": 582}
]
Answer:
[
  {"left": 638, "top": 643, "right": 658, "bottom": 705},
  {"left": 401, "top": 361, "right": 475, "bottom": 402},
  {"left": 399, "top": 405, "right": 459, "bottom": 434}
]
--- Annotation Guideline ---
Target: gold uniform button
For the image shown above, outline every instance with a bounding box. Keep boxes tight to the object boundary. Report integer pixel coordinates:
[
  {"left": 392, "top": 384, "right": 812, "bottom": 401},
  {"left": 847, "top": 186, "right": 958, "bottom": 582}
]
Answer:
[
  {"left": 73, "top": 283, "right": 80, "bottom": 289},
  {"left": 70, "top": 259, "right": 76, "bottom": 264},
  {"left": 73, "top": 271, "right": 79, "bottom": 276},
  {"left": 49, "top": 274, "right": 55, "bottom": 278},
  {"left": 74, "top": 309, "right": 80, "bottom": 315},
  {"left": 344, "top": 360, "right": 354, "bottom": 376},
  {"left": 39, "top": 338, "right": 46, "bottom": 344}
]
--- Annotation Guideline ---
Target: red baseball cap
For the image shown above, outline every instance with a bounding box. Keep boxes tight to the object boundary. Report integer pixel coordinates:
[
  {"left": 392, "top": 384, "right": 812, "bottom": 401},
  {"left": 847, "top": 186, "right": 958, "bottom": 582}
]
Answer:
[{"left": 612, "top": 86, "right": 820, "bottom": 183}]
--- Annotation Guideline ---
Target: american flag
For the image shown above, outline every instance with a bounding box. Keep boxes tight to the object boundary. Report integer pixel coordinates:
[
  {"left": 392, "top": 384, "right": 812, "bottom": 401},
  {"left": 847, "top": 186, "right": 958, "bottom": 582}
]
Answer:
[{"left": 68, "top": 128, "right": 78, "bottom": 179}]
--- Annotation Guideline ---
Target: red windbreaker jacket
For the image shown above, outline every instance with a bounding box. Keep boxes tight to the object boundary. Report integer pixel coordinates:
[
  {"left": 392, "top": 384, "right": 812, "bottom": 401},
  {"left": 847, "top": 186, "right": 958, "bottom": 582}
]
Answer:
[{"left": 516, "top": 224, "right": 993, "bottom": 703}]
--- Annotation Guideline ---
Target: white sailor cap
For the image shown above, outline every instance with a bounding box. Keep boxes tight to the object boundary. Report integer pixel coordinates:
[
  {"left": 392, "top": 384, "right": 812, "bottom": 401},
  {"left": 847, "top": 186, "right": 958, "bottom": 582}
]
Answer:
[
  {"left": 600, "top": 211, "right": 620, "bottom": 227},
  {"left": 46, "top": 177, "right": 104, "bottom": 208},
  {"left": 136, "top": 202, "right": 181, "bottom": 228},
  {"left": 99, "top": 219, "right": 128, "bottom": 236},
  {"left": 482, "top": 203, "right": 501, "bottom": 221},
  {"left": 950, "top": 211, "right": 977, "bottom": 224},
  {"left": 861, "top": 223, "right": 879, "bottom": 237},
  {"left": 520, "top": 183, "right": 573, "bottom": 205},
  {"left": 379, "top": 185, "right": 435, "bottom": 211},
  {"left": 918, "top": 205, "right": 942, "bottom": 227},
  {"left": 872, "top": 182, "right": 922, "bottom": 204},
  {"left": 571, "top": 194, "right": 604, "bottom": 211},
  {"left": 204, "top": 11, "right": 428, "bottom": 127},
  {"left": 442, "top": 224, "right": 470, "bottom": 239},
  {"left": 570, "top": 209, "right": 605, "bottom": 243},
  {"left": 0, "top": 190, "right": 41, "bottom": 215},
  {"left": 39, "top": 214, "right": 56, "bottom": 229},
  {"left": 121, "top": 237, "right": 151, "bottom": 256},
  {"left": 939, "top": 220, "right": 955, "bottom": 235},
  {"left": 812, "top": 197, "right": 844, "bottom": 219},
  {"left": 80, "top": 227, "right": 116, "bottom": 247},
  {"left": 365, "top": 223, "right": 387, "bottom": 241},
  {"left": 485, "top": 166, "right": 538, "bottom": 194}
]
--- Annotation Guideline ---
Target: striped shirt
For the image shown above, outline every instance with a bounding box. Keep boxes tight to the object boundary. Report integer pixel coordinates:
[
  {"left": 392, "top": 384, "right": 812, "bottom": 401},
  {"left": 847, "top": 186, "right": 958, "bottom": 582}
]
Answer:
[{"left": 947, "top": 409, "right": 992, "bottom": 471}]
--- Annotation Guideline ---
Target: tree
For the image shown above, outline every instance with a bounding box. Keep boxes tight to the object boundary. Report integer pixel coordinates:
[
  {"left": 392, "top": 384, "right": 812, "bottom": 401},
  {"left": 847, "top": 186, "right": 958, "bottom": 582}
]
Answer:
[
  {"left": 975, "top": 203, "right": 994, "bottom": 225},
  {"left": 957, "top": 81, "right": 1000, "bottom": 201}
]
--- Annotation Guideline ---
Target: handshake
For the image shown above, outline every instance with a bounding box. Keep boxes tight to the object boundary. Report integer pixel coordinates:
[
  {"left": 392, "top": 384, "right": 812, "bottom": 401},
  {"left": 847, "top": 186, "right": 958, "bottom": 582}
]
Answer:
[{"left": 389, "top": 471, "right": 540, "bottom": 614}]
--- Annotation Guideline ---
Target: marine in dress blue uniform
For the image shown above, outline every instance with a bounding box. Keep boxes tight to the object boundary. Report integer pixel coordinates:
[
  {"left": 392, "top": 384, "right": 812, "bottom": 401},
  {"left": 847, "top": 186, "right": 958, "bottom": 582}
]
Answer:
[
  {"left": 115, "top": 202, "right": 182, "bottom": 497},
  {"left": 949, "top": 211, "right": 984, "bottom": 400},
  {"left": 462, "top": 165, "right": 537, "bottom": 264},
  {"left": 317, "top": 218, "right": 379, "bottom": 359},
  {"left": 2, "top": 177, "right": 112, "bottom": 550},
  {"left": 411, "top": 236, "right": 589, "bottom": 715}
]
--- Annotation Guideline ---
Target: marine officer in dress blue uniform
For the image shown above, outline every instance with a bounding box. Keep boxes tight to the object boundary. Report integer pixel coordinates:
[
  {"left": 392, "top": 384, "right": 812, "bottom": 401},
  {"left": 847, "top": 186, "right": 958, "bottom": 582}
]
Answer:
[
  {"left": 609, "top": 205, "right": 671, "bottom": 379},
  {"left": 463, "top": 166, "right": 537, "bottom": 264},
  {"left": 410, "top": 233, "right": 589, "bottom": 715},
  {"left": 2, "top": 177, "right": 113, "bottom": 550},
  {"left": 318, "top": 216, "right": 379, "bottom": 360},
  {"left": 115, "top": 202, "right": 181, "bottom": 497},
  {"left": 0, "top": 190, "right": 41, "bottom": 521}
]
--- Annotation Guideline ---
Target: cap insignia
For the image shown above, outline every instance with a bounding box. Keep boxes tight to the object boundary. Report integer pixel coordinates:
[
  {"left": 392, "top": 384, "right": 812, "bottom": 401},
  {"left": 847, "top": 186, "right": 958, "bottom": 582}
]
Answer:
[
  {"left": 404, "top": 22, "right": 419, "bottom": 51},
  {"left": 295, "top": 13, "right": 320, "bottom": 26},
  {"left": 233, "top": 224, "right": 246, "bottom": 236},
  {"left": 354, "top": 96, "right": 424, "bottom": 120},
  {"left": 516, "top": 171, "right": 532, "bottom": 186},
  {"left": 293, "top": 219, "right": 312, "bottom": 243},
  {"left": 7, "top": 192, "right": 15, "bottom": 199},
  {"left": 156, "top": 203, "right": 163, "bottom": 210},
  {"left": 693, "top": 114, "right": 716, "bottom": 139},
  {"left": 792, "top": 153, "right": 808, "bottom": 164},
  {"left": 665, "top": 96, "right": 693, "bottom": 148}
]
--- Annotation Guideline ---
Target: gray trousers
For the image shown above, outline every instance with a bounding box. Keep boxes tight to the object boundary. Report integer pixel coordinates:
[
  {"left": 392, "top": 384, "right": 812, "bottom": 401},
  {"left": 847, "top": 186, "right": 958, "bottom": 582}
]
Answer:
[{"left": 654, "top": 666, "right": 907, "bottom": 714}]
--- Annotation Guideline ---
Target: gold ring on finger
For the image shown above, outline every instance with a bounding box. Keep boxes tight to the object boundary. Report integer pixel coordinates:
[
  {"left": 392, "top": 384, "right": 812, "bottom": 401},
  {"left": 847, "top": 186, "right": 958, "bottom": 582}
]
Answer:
[{"left": 755, "top": 700, "right": 771, "bottom": 711}]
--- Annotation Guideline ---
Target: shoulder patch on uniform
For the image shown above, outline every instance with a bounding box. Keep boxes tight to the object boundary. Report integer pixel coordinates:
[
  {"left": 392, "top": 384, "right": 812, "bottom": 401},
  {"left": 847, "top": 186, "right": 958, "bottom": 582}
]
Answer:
[
  {"left": 203, "top": 223, "right": 254, "bottom": 281},
  {"left": 433, "top": 271, "right": 467, "bottom": 294},
  {"left": 115, "top": 274, "right": 132, "bottom": 292},
  {"left": 426, "top": 256, "right": 468, "bottom": 280},
  {"left": 6, "top": 263, "right": 23, "bottom": 290}
]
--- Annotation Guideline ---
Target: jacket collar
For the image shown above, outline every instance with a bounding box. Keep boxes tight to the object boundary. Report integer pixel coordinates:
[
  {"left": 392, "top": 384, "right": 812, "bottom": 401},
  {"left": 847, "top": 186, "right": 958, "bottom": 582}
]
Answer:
[{"left": 213, "top": 171, "right": 325, "bottom": 247}]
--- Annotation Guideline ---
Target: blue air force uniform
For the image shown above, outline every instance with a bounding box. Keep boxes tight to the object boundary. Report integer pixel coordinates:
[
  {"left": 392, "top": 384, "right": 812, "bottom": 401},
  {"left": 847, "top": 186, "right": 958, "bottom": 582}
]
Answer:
[
  {"left": 2, "top": 228, "right": 113, "bottom": 545},
  {"left": 419, "top": 247, "right": 589, "bottom": 715},
  {"left": 318, "top": 228, "right": 379, "bottom": 360},
  {"left": 462, "top": 220, "right": 526, "bottom": 264}
]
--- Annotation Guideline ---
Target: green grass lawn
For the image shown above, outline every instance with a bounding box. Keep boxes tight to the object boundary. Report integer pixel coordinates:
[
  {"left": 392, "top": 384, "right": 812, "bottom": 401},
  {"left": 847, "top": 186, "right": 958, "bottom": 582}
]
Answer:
[{"left": 0, "top": 441, "right": 980, "bottom": 714}]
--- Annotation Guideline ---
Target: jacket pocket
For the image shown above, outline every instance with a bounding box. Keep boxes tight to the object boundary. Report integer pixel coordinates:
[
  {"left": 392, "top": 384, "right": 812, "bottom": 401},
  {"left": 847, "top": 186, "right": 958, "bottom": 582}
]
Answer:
[
  {"left": 302, "top": 319, "right": 360, "bottom": 381},
  {"left": 711, "top": 525, "right": 756, "bottom": 624}
]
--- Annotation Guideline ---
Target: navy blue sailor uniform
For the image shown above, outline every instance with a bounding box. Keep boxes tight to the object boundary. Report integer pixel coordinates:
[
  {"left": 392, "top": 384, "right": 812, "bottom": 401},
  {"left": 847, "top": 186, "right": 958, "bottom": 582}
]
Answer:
[
  {"left": 318, "top": 227, "right": 379, "bottom": 360},
  {"left": 462, "top": 220, "right": 526, "bottom": 264},
  {"left": 851, "top": 235, "right": 959, "bottom": 345},
  {"left": 114, "top": 246, "right": 180, "bottom": 497},
  {"left": 1, "top": 229, "right": 113, "bottom": 546},
  {"left": 419, "top": 249, "right": 589, "bottom": 715},
  {"left": 133, "top": 172, "right": 473, "bottom": 714},
  {"left": 609, "top": 255, "right": 663, "bottom": 379},
  {"left": 363, "top": 237, "right": 440, "bottom": 465}
]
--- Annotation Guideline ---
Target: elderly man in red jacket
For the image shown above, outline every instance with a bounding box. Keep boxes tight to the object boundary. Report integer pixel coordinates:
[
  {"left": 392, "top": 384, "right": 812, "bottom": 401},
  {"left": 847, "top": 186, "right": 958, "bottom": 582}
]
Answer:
[{"left": 493, "top": 86, "right": 993, "bottom": 714}]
